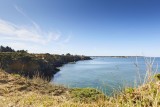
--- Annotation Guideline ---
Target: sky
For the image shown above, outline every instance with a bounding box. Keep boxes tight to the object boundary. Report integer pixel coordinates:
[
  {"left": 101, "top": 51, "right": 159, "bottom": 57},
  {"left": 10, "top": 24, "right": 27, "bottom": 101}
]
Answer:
[{"left": 0, "top": 0, "right": 160, "bottom": 56}]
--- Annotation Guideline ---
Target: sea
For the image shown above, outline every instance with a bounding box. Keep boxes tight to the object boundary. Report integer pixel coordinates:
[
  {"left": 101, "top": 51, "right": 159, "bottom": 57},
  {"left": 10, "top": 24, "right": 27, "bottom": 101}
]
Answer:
[{"left": 52, "top": 57, "right": 160, "bottom": 95}]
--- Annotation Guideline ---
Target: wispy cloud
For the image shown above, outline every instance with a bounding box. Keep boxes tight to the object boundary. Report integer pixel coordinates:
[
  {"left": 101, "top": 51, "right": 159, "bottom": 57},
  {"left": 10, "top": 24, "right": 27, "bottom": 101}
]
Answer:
[
  {"left": 64, "top": 32, "right": 73, "bottom": 43},
  {"left": 64, "top": 35, "right": 72, "bottom": 43},
  {"left": 0, "top": 19, "right": 60, "bottom": 44},
  {"left": 14, "top": 5, "right": 40, "bottom": 30},
  {"left": 0, "top": 5, "right": 64, "bottom": 53},
  {"left": 0, "top": 5, "right": 60, "bottom": 45},
  {"left": 14, "top": 5, "right": 27, "bottom": 19}
]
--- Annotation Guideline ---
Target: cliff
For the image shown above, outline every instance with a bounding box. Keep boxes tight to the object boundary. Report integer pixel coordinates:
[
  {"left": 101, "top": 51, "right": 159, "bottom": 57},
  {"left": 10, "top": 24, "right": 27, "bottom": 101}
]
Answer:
[{"left": 0, "top": 52, "right": 91, "bottom": 80}]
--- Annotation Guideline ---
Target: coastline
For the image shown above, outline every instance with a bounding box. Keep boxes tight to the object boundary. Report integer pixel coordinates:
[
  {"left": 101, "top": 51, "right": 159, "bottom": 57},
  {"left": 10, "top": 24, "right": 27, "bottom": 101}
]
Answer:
[{"left": 0, "top": 52, "right": 92, "bottom": 80}]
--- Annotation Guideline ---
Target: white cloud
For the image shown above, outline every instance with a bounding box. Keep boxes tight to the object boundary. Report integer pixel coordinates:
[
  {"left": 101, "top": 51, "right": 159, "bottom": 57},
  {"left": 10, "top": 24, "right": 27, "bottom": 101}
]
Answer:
[
  {"left": 14, "top": 5, "right": 27, "bottom": 19},
  {"left": 14, "top": 5, "right": 38, "bottom": 29},
  {"left": 64, "top": 35, "right": 71, "bottom": 43},
  {"left": 0, "top": 5, "right": 60, "bottom": 45},
  {"left": 0, "top": 5, "right": 69, "bottom": 53},
  {"left": 0, "top": 19, "right": 61, "bottom": 44},
  {"left": 63, "top": 32, "right": 73, "bottom": 44}
]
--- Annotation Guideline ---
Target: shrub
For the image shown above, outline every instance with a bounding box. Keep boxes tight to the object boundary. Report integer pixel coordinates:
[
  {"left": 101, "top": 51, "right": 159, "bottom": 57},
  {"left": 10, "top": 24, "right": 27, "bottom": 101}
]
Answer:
[{"left": 70, "top": 88, "right": 106, "bottom": 103}]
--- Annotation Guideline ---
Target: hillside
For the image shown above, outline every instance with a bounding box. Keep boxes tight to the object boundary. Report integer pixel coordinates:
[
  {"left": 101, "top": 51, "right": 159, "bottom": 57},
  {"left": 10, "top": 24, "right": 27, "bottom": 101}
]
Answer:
[
  {"left": 0, "top": 51, "right": 91, "bottom": 80},
  {"left": 0, "top": 69, "right": 160, "bottom": 107},
  {"left": 0, "top": 69, "right": 104, "bottom": 107}
]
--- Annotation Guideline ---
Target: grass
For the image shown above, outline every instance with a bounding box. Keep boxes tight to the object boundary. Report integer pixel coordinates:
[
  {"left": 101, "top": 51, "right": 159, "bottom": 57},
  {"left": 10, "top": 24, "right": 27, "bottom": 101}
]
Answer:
[
  {"left": 70, "top": 88, "right": 106, "bottom": 103},
  {"left": 0, "top": 58, "right": 160, "bottom": 107},
  {"left": 0, "top": 69, "right": 70, "bottom": 106}
]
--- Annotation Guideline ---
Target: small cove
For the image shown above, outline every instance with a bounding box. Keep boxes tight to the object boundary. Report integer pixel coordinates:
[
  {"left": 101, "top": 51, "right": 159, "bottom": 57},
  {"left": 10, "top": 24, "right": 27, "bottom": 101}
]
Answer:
[{"left": 52, "top": 57, "right": 160, "bottom": 95}]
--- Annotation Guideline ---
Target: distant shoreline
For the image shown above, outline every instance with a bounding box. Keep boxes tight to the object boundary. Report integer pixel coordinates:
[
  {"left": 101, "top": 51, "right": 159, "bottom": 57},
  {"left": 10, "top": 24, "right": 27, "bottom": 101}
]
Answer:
[{"left": 90, "top": 56, "right": 142, "bottom": 58}]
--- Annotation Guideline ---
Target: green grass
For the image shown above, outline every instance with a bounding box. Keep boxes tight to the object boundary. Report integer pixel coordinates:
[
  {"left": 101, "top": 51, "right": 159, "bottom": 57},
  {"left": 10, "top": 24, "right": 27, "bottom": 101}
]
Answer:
[{"left": 70, "top": 88, "right": 106, "bottom": 103}]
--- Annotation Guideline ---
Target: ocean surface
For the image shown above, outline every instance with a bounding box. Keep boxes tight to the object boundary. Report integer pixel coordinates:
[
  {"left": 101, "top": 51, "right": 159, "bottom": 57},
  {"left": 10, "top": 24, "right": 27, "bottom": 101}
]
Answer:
[{"left": 51, "top": 57, "right": 160, "bottom": 95}]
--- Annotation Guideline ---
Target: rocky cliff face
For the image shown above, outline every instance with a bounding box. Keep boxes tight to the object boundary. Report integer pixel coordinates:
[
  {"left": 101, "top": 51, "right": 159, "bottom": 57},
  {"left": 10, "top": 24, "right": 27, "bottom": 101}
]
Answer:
[{"left": 0, "top": 52, "right": 91, "bottom": 80}]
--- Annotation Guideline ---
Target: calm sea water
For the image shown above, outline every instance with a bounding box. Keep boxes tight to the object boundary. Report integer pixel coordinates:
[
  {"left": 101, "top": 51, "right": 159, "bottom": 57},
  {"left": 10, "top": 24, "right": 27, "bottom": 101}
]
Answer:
[{"left": 51, "top": 57, "right": 160, "bottom": 95}]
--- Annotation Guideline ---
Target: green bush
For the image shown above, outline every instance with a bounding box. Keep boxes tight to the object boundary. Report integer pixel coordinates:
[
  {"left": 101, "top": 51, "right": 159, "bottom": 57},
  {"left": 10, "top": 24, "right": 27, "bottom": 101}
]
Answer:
[
  {"left": 70, "top": 88, "right": 106, "bottom": 102},
  {"left": 154, "top": 74, "right": 160, "bottom": 80}
]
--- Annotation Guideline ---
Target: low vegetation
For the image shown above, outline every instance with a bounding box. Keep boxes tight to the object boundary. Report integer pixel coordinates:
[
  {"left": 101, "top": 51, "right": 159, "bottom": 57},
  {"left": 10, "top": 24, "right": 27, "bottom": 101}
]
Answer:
[
  {"left": 0, "top": 69, "right": 70, "bottom": 106},
  {"left": 0, "top": 69, "right": 160, "bottom": 107},
  {"left": 70, "top": 88, "right": 106, "bottom": 103},
  {"left": 0, "top": 69, "right": 104, "bottom": 106}
]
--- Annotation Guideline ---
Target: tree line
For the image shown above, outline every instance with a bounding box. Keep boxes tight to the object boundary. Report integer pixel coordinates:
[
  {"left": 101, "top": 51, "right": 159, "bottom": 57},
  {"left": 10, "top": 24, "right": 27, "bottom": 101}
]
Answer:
[{"left": 0, "top": 45, "right": 27, "bottom": 53}]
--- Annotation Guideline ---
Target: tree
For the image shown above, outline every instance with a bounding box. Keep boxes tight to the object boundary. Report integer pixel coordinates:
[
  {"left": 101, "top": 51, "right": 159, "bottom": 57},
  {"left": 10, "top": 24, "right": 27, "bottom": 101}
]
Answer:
[
  {"left": 0, "top": 46, "right": 15, "bottom": 52},
  {"left": 66, "top": 53, "right": 71, "bottom": 56},
  {"left": 17, "top": 50, "right": 28, "bottom": 53}
]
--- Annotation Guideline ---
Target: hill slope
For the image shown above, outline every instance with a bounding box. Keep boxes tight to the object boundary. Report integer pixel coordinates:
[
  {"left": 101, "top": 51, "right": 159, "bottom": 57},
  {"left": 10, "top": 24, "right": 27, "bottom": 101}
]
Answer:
[{"left": 0, "top": 69, "right": 160, "bottom": 107}]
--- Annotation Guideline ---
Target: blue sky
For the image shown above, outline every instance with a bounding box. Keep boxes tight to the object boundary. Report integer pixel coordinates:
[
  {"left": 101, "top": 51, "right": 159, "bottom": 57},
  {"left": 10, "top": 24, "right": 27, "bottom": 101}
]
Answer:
[{"left": 0, "top": 0, "right": 160, "bottom": 56}]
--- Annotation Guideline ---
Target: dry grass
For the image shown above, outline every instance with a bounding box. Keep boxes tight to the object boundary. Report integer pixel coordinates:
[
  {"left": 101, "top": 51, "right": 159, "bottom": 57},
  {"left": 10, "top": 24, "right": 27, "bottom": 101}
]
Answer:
[
  {"left": 0, "top": 57, "right": 160, "bottom": 107},
  {"left": 0, "top": 69, "right": 70, "bottom": 107}
]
